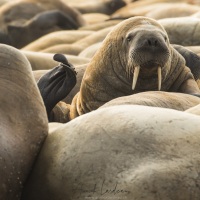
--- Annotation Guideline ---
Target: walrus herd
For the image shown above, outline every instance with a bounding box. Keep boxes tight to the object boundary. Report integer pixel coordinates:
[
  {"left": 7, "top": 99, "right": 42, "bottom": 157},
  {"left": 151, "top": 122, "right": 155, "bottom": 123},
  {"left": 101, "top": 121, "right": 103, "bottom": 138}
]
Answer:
[{"left": 2, "top": 0, "right": 200, "bottom": 199}]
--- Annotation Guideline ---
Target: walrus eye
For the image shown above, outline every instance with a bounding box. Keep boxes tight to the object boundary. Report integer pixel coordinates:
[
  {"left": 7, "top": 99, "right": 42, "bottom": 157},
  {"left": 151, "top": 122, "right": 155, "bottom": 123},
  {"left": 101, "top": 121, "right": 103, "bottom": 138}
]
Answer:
[
  {"left": 164, "top": 36, "right": 167, "bottom": 42},
  {"left": 127, "top": 36, "right": 132, "bottom": 42}
]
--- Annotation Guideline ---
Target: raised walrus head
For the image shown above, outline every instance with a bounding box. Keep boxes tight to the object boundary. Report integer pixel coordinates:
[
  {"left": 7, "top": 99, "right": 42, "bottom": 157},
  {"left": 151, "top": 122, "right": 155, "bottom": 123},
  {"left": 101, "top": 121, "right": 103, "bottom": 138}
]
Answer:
[
  {"left": 125, "top": 18, "right": 171, "bottom": 91},
  {"left": 100, "top": 16, "right": 174, "bottom": 92},
  {"left": 70, "top": 16, "right": 195, "bottom": 118}
]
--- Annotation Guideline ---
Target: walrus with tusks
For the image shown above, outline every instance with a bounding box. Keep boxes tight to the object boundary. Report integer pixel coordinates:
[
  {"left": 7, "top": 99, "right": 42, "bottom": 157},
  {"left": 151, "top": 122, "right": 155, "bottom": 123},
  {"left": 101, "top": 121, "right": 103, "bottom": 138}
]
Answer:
[{"left": 69, "top": 16, "right": 200, "bottom": 119}]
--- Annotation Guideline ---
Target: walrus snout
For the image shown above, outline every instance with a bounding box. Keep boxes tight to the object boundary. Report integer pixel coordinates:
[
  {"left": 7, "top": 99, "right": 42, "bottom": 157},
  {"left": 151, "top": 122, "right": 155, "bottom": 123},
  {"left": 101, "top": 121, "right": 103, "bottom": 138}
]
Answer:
[
  {"left": 126, "top": 29, "right": 170, "bottom": 91},
  {"left": 128, "top": 30, "right": 170, "bottom": 69},
  {"left": 135, "top": 34, "right": 169, "bottom": 56}
]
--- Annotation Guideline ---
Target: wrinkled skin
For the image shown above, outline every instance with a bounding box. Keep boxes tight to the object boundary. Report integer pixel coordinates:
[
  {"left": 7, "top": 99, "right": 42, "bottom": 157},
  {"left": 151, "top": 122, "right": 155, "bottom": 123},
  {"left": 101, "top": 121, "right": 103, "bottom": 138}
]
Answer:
[
  {"left": 37, "top": 54, "right": 77, "bottom": 121},
  {"left": 69, "top": 16, "right": 200, "bottom": 119},
  {"left": 0, "top": 44, "right": 48, "bottom": 200}
]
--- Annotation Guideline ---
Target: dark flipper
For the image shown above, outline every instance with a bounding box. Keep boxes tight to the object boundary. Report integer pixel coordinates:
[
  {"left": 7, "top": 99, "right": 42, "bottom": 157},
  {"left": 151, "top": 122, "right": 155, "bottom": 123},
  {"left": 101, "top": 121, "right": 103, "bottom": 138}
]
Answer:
[
  {"left": 37, "top": 54, "right": 77, "bottom": 121},
  {"left": 173, "top": 44, "right": 200, "bottom": 81}
]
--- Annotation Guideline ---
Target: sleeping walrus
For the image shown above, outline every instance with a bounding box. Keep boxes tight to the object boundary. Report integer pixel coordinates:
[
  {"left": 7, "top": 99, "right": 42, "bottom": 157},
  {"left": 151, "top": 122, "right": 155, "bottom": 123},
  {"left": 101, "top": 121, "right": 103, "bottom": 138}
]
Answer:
[{"left": 69, "top": 16, "right": 200, "bottom": 119}]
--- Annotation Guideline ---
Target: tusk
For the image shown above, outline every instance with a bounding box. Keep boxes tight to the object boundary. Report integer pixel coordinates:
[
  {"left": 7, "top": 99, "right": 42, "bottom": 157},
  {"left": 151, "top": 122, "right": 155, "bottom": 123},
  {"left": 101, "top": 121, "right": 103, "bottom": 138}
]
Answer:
[
  {"left": 132, "top": 66, "right": 140, "bottom": 90},
  {"left": 158, "top": 67, "right": 162, "bottom": 91}
]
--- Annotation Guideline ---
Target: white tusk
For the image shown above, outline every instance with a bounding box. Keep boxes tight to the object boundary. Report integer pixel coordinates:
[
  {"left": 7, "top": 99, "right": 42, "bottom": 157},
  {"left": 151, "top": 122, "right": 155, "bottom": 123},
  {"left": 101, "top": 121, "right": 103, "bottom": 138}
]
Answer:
[
  {"left": 158, "top": 67, "right": 162, "bottom": 91},
  {"left": 132, "top": 66, "right": 140, "bottom": 90}
]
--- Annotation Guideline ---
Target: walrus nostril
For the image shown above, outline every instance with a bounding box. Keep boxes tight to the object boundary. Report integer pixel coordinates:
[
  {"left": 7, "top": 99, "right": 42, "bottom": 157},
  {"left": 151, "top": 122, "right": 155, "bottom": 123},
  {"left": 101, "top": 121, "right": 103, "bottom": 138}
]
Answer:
[{"left": 147, "top": 38, "right": 158, "bottom": 47}]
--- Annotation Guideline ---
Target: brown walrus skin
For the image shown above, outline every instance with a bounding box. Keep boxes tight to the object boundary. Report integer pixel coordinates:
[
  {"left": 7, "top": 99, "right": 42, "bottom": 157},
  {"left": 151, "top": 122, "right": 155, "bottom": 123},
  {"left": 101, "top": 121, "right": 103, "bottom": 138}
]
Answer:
[
  {"left": 69, "top": 16, "right": 200, "bottom": 119},
  {"left": 100, "top": 91, "right": 200, "bottom": 111}
]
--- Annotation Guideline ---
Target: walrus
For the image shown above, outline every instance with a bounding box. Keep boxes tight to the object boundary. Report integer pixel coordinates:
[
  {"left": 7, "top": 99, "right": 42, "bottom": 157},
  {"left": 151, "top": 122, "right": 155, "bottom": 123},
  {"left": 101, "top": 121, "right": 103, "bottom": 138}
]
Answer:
[
  {"left": 40, "top": 43, "right": 83, "bottom": 55},
  {"left": 0, "top": 0, "right": 11, "bottom": 6},
  {"left": 31, "top": 36, "right": 200, "bottom": 123},
  {"left": 26, "top": 27, "right": 113, "bottom": 56},
  {"left": 145, "top": 3, "right": 200, "bottom": 20},
  {"left": 100, "top": 91, "right": 200, "bottom": 111},
  {"left": 37, "top": 54, "right": 77, "bottom": 121},
  {"left": 0, "top": 0, "right": 86, "bottom": 48},
  {"left": 78, "top": 42, "right": 200, "bottom": 63},
  {"left": 158, "top": 17, "right": 200, "bottom": 46},
  {"left": 78, "top": 42, "right": 102, "bottom": 58},
  {"left": 73, "top": 26, "right": 114, "bottom": 52},
  {"left": 82, "top": 13, "right": 110, "bottom": 25},
  {"left": 22, "top": 30, "right": 94, "bottom": 52},
  {"left": 79, "top": 19, "right": 122, "bottom": 31},
  {"left": 69, "top": 0, "right": 126, "bottom": 15},
  {"left": 69, "top": 16, "right": 200, "bottom": 119},
  {"left": 111, "top": 1, "right": 175, "bottom": 19},
  {"left": 5, "top": 10, "right": 82, "bottom": 48},
  {"left": 0, "top": 44, "right": 48, "bottom": 199},
  {"left": 21, "top": 105, "right": 200, "bottom": 200},
  {"left": 22, "top": 50, "right": 90, "bottom": 70}
]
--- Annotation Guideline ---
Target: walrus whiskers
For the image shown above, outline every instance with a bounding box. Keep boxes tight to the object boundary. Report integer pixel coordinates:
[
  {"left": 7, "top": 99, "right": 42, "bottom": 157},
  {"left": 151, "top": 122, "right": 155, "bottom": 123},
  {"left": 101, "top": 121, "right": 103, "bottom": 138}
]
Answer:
[
  {"left": 126, "top": 57, "right": 134, "bottom": 79},
  {"left": 132, "top": 66, "right": 140, "bottom": 90},
  {"left": 158, "top": 66, "right": 162, "bottom": 91}
]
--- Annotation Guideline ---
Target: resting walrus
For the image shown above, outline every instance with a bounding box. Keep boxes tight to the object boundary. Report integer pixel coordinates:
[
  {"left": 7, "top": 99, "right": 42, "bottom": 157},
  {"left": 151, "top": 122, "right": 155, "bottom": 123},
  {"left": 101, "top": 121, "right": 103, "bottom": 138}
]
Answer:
[
  {"left": 69, "top": 16, "right": 200, "bottom": 119},
  {"left": 0, "top": 44, "right": 48, "bottom": 199},
  {"left": 21, "top": 105, "right": 200, "bottom": 200}
]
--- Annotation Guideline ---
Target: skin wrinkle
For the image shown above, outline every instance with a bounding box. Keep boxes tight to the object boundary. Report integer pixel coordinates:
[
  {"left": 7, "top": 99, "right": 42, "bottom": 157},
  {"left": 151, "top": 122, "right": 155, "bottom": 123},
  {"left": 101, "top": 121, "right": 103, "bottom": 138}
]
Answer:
[
  {"left": 112, "top": 57, "right": 130, "bottom": 92},
  {"left": 117, "top": 40, "right": 128, "bottom": 79},
  {"left": 70, "top": 17, "right": 200, "bottom": 119},
  {"left": 80, "top": 79, "right": 108, "bottom": 114},
  {"left": 98, "top": 49, "right": 121, "bottom": 98}
]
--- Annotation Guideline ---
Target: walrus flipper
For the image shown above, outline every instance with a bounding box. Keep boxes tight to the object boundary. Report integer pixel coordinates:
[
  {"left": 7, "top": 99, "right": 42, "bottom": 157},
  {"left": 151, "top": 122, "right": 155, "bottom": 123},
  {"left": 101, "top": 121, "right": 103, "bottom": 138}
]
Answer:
[
  {"left": 37, "top": 54, "right": 77, "bottom": 121},
  {"left": 173, "top": 44, "right": 200, "bottom": 81}
]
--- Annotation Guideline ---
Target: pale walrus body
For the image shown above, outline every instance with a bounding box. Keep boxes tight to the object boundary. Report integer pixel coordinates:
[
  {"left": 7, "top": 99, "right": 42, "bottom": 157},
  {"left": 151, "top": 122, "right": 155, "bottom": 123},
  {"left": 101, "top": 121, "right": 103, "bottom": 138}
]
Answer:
[
  {"left": 0, "top": 44, "right": 48, "bottom": 199},
  {"left": 100, "top": 91, "right": 200, "bottom": 111},
  {"left": 22, "top": 50, "right": 90, "bottom": 70},
  {"left": 145, "top": 3, "right": 200, "bottom": 20},
  {"left": 22, "top": 105, "right": 200, "bottom": 200},
  {"left": 70, "top": 16, "right": 200, "bottom": 119},
  {"left": 22, "top": 30, "right": 94, "bottom": 52},
  {"left": 158, "top": 17, "right": 200, "bottom": 46}
]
